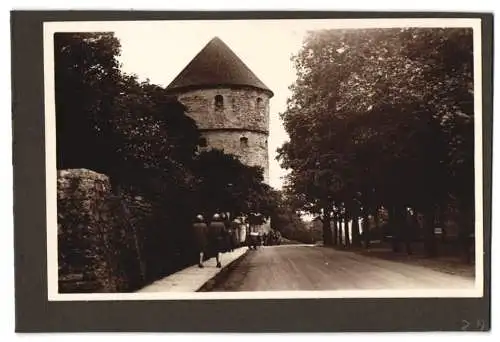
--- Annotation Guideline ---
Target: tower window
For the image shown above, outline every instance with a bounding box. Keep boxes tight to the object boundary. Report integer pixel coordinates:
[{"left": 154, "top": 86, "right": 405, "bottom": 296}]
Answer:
[
  {"left": 198, "top": 137, "right": 207, "bottom": 147},
  {"left": 256, "top": 97, "right": 264, "bottom": 116},
  {"left": 240, "top": 137, "right": 249, "bottom": 147},
  {"left": 214, "top": 95, "right": 224, "bottom": 109}
]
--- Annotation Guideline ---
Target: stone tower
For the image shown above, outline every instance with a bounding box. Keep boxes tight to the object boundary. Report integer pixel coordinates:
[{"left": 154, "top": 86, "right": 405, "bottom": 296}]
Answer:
[{"left": 165, "top": 37, "right": 273, "bottom": 184}]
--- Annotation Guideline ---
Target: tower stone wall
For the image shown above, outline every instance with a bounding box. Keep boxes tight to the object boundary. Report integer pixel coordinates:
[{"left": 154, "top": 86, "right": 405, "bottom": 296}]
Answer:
[
  {"left": 175, "top": 87, "right": 271, "bottom": 183},
  {"left": 176, "top": 87, "right": 270, "bottom": 131}
]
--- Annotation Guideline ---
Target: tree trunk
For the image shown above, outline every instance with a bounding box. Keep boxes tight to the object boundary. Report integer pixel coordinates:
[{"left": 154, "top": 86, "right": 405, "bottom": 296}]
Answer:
[
  {"left": 322, "top": 208, "right": 333, "bottom": 246},
  {"left": 363, "top": 212, "right": 371, "bottom": 248},
  {"left": 332, "top": 215, "right": 338, "bottom": 246},
  {"left": 337, "top": 217, "right": 342, "bottom": 245},
  {"left": 423, "top": 207, "right": 437, "bottom": 257},
  {"left": 389, "top": 206, "right": 400, "bottom": 253},
  {"left": 403, "top": 209, "right": 413, "bottom": 255},
  {"left": 336, "top": 215, "right": 343, "bottom": 246},
  {"left": 458, "top": 202, "right": 474, "bottom": 263},
  {"left": 337, "top": 214, "right": 344, "bottom": 247},
  {"left": 344, "top": 211, "right": 351, "bottom": 248},
  {"left": 351, "top": 205, "right": 361, "bottom": 247},
  {"left": 374, "top": 208, "right": 380, "bottom": 241},
  {"left": 351, "top": 214, "right": 361, "bottom": 247},
  {"left": 392, "top": 205, "right": 410, "bottom": 254}
]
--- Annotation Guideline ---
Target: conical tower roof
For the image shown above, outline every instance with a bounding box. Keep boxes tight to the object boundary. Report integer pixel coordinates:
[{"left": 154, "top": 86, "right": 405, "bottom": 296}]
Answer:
[{"left": 166, "top": 37, "right": 273, "bottom": 96}]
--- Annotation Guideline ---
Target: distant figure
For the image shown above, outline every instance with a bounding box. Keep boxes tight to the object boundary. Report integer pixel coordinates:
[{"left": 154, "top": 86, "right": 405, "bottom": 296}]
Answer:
[
  {"left": 192, "top": 214, "right": 208, "bottom": 268},
  {"left": 209, "top": 213, "right": 226, "bottom": 268},
  {"left": 249, "top": 231, "right": 260, "bottom": 250},
  {"left": 220, "top": 212, "right": 232, "bottom": 253}
]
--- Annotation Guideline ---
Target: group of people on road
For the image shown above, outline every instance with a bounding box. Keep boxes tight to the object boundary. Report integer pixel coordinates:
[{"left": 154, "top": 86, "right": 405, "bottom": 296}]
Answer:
[
  {"left": 192, "top": 212, "right": 240, "bottom": 268},
  {"left": 262, "top": 230, "right": 282, "bottom": 246},
  {"left": 246, "top": 230, "right": 281, "bottom": 249}
]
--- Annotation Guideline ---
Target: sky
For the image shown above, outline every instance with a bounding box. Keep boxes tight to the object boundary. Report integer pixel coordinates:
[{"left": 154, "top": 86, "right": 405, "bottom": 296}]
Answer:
[{"left": 112, "top": 20, "right": 320, "bottom": 190}]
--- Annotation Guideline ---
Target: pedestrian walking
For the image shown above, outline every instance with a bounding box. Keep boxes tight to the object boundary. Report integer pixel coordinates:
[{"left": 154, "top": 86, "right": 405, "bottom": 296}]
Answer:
[
  {"left": 209, "top": 213, "right": 226, "bottom": 268},
  {"left": 220, "top": 212, "right": 232, "bottom": 253},
  {"left": 192, "top": 214, "right": 208, "bottom": 268}
]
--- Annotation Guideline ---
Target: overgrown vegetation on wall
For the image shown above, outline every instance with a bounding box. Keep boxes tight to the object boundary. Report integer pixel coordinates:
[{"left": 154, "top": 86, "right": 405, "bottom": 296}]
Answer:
[{"left": 58, "top": 169, "right": 145, "bottom": 292}]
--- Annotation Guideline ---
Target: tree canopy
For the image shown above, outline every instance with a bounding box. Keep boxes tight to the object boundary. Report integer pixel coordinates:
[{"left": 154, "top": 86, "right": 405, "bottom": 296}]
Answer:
[
  {"left": 278, "top": 28, "right": 475, "bottom": 251},
  {"left": 55, "top": 32, "right": 122, "bottom": 173},
  {"left": 192, "top": 149, "right": 275, "bottom": 221}
]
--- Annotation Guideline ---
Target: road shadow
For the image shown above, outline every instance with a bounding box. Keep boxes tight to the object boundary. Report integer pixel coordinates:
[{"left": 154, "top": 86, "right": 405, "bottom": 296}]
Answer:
[{"left": 197, "top": 248, "right": 251, "bottom": 292}]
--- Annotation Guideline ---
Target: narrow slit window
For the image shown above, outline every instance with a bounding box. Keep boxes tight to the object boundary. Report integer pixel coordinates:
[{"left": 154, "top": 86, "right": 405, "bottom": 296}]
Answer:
[
  {"left": 215, "top": 95, "right": 224, "bottom": 109},
  {"left": 198, "top": 137, "right": 207, "bottom": 147},
  {"left": 256, "top": 97, "right": 264, "bottom": 116},
  {"left": 240, "top": 137, "right": 249, "bottom": 147}
]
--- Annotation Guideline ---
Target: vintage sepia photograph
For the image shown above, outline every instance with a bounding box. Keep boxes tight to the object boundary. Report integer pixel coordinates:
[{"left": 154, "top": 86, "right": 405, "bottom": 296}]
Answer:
[{"left": 43, "top": 18, "right": 484, "bottom": 301}]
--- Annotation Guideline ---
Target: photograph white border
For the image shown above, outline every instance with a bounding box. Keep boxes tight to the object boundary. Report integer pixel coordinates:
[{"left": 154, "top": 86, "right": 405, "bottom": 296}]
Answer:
[{"left": 44, "top": 18, "right": 484, "bottom": 301}]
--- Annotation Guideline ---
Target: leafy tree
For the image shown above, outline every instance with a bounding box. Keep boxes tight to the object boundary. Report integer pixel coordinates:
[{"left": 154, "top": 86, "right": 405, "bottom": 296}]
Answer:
[
  {"left": 106, "top": 75, "right": 203, "bottom": 279},
  {"left": 278, "top": 28, "right": 474, "bottom": 257},
  {"left": 269, "top": 190, "right": 320, "bottom": 244},
  {"left": 192, "top": 149, "right": 275, "bottom": 222},
  {"left": 277, "top": 29, "right": 381, "bottom": 245},
  {"left": 54, "top": 32, "right": 122, "bottom": 175},
  {"left": 334, "top": 28, "right": 474, "bottom": 254},
  {"left": 54, "top": 33, "right": 204, "bottom": 280},
  {"left": 110, "top": 74, "right": 200, "bottom": 195}
]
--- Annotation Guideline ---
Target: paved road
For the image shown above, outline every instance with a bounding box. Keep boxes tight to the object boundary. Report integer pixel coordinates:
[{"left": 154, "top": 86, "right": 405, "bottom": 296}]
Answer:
[{"left": 210, "top": 245, "right": 474, "bottom": 291}]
